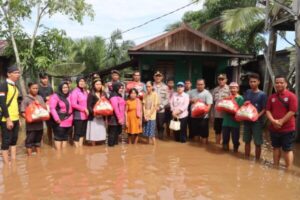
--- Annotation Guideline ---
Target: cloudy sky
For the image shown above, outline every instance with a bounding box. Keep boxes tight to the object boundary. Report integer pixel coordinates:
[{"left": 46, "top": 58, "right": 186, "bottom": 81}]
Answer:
[{"left": 22, "top": 0, "right": 294, "bottom": 50}]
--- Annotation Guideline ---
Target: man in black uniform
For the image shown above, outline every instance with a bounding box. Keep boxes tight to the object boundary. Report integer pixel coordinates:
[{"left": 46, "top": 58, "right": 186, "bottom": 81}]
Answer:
[{"left": 38, "top": 73, "right": 54, "bottom": 145}]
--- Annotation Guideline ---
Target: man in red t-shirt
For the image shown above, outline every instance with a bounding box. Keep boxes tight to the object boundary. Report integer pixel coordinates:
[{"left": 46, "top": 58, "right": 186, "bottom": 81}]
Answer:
[
  {"left": 266, "top": 75, "right": 298, "bottom": 169},
  {"left": 126, "top": 71, "right": 145, "bottom": 98}
]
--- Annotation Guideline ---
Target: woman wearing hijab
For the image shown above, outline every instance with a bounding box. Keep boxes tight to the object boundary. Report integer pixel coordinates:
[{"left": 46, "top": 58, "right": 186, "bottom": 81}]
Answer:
[
  {"left": 108, "top": 82, "right": 125, "bottom": 147},
  {"left": 70, "top": 76, "right": 89, "bottom": 147},
  {"left": 49, "top": 82, "right": 73, "bottom": 150},
  {"left": 86, "top": 78, "right": 107, "bottom": 145}
]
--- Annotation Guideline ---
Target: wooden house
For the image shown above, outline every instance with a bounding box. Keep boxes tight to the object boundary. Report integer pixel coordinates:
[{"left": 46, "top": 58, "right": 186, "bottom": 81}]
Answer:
[
  {"left": 127, "top": 24, "right": 254, "bottom": 89},
  {"left": 0, "top": 40, "right": 10, "bottom": 79}
]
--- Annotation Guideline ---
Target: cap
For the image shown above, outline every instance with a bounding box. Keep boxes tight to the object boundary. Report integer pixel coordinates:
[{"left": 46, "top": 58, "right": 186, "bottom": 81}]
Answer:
[
  {"left": 176, "top": 81, "right": 184, "bottom": 87},
  {"left": 229, "top": 82, "right": 239, "bottom": 87},
  {"left": 7, "top": 65, "right": 19, "bottom": 73},
  {"left": 111, "top": 70, "right": 120, "bottom": 75},
  {"left": 154, "top": 71, "right": 163, "bottom": 76},
  {"left": 217, "top": 74, "right": 227, "bottom": 79}
]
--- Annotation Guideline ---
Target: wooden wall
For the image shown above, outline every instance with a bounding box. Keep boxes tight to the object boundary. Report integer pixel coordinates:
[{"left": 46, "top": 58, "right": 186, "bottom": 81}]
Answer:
[{"left": 141, "top": 30, "right": 229, "bottom": 53}]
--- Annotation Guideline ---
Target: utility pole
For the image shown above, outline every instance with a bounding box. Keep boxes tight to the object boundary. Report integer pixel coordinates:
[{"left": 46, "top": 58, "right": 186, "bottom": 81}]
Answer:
[
  {"left": 263, "top": 0, "right": 276, "bottom": 94},
  {"left": 294, "top": 0, "right": 300, "bottom": 141}
]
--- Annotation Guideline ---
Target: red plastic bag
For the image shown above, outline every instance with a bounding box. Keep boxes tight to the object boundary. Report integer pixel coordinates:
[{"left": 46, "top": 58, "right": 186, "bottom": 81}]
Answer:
[
  {"left": 191, "top": 100, "right": 209, "bottom": 117},
  {"left": 235, "top": 101, "right": 259, "bottom": 122},
  {"left": 216, "top": 97, "right": 239, "bottom": 114},
  {"left": 93, "top": 97, "right": 113, "bottom": 116},
  {"left": 25, "top": 101, "right": 50, "bottom": 123}
]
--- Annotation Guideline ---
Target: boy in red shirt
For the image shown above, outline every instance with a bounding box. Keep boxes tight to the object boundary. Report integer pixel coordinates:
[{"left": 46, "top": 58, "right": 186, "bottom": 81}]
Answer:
[{"left": 266, "top": 75, "right": 298, "bottom": 169}]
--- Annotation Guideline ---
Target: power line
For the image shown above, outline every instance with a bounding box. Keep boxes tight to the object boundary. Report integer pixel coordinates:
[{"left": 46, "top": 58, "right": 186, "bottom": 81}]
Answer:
[
  {"left": 115, "top": 31, "right": 166, "bottom": 44},
  {"left": 130, "top": 31, "right": 166, "bottom": 41},
  {"left": 104, "top": 0, "right": 199, "bottom": 41}
]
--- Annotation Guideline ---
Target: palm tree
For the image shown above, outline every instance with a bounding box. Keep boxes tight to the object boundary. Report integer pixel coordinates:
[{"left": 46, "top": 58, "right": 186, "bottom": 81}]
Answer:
[
  {"left": 165, "top": 21, "right": 182, "bottom": 31},
  {"left": 105, "top": 29, "right": 135, "bottom": 67},
  {"left": 220, "top": 0, "right": 294, "bottom": 93},
  {"left": 220, "top": 0, "right": 293, "bottom": 36}
]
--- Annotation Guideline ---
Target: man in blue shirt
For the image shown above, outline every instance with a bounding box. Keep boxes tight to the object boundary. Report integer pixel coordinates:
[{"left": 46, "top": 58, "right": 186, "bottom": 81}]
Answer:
[{"left": 243, "top": 73, "right": 267, "bottom": 160}]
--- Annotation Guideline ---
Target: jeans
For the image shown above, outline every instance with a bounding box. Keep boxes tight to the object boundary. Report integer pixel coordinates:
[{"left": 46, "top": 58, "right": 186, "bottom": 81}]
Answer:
[
  {"left": 222, "top": 126, "right": 240, "bottom": 150},
  {"left": 174, "top": 117, "right": 188, "bottom": 143},
  {"left": 156, "top": 112, "right": 165, "bottom": 139}
]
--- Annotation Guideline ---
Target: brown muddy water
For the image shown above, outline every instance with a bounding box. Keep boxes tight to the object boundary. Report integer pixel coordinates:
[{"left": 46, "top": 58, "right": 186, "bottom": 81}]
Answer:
[{"left": 0, "top": 129, "right": 300, "bottom": 200}]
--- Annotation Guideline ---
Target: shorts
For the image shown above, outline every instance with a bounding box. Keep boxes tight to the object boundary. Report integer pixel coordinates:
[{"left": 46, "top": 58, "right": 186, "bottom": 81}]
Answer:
[
  {"left": 53, "top": 126, "right": 72, "bottom": 141},
  {"left": 73, "top": 120, "right": 88, "bottom": 141},
  {"left": 214, "top": 118, "right": 223, "bottom": 135},
  {"left": 243, "top": 121, "right": 263, "bottom": 145},
  {"left": 270, "top": 131, "right": 295, "bottom": 152},
  {"left": 191, "top": 118, "right": 209, "bottom": 138},
  {"left": 1, "top": 121, "right": 19, "bottom": 150},
  {"left": 25, "top": 130, "right": 43, "bottom": 148}
]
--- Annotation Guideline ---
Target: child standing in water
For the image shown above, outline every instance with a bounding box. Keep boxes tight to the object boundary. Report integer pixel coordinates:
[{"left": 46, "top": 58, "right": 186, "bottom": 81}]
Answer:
[
  {"left": 21, "top": 82, "right": 46, "bottom": 156},
  {"left": 143, "top": 81, "right": 159, "bottom": 145},
  {"left": 222, "top": 82, "right": 244, "bottom": 152},
  {"left": 125, "top": 88, "right": 142, "bottom": 144}
]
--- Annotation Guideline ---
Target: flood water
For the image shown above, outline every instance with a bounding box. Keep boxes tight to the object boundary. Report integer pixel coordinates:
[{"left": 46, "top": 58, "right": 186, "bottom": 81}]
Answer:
[{"left": 0, "top": 129, "right": 300, "bottom": 200}]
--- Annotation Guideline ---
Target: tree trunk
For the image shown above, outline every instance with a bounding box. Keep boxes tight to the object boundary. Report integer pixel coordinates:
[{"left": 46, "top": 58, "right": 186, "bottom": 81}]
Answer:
[
  {"left": 294, "top": 0, "right": 300, "bottom": 141},
  {"left": 1, "top": 5, "right": 27, "bottom": 96},
  {"left": 30, "top": 4, "right": 42, "bottom": 51},
  {"left": 10, "top": 32, "right": 27, "bottom": 96},
  {"left": 263, "top": 28, "right": 277, "bottom": 94}
]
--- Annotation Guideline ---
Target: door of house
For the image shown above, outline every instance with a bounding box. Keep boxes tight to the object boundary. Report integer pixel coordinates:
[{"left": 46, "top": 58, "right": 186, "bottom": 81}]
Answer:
[
  {"left": 155, "top": 60, "right": 175, "bottom": 81},
  {"left": 202, "top": 61, "right": 217, "bottom": 90}
]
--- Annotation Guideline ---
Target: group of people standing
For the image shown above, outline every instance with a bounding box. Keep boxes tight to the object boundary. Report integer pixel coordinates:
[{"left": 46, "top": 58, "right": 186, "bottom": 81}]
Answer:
[{"left": 0, "top": 65, "right": 298, "bottom": 169}]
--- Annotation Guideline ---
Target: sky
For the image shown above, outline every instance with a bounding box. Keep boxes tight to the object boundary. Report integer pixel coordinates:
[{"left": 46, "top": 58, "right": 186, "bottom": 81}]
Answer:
[{"left": 22, "top": 0, "right": 294, "bottom": 51}]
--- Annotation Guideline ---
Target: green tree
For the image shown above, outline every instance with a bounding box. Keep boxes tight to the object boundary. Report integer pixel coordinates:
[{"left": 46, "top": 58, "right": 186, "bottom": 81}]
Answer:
[
  {"left": 70, "top": 36, "right": 107, "bottom": 73},
  {"left": 68, "top": 30, "right": 135, "bottom": 75},
  {"left": 165, "top": 21, "right": 182, "bottom": 31},
  {"left": 105, "top": 29, "right": 135, "bottom": 67},
  {"left": 166, "top": 0, "right": 265, "bottom": 54},
  {"left": 0, "top": 0, "right": 94, "bottom": 95},
  {"left": 220, "top": 0, "right": 293, "bottom": 92},
  {"left": 221, "top": 0, "right": 293, "bottom": 34},
  {"left": 4, "top": 28, "right": 73, "bottom": 81}
]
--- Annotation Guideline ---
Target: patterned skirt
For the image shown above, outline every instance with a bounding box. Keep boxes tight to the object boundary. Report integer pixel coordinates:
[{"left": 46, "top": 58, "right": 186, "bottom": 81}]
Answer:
[{"left": 143, "top": 120, "right": 156, "bottom": 138}]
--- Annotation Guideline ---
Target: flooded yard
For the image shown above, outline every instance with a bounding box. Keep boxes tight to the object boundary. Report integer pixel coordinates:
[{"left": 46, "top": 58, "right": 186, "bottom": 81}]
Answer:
[{"left": 0, "top": 130, "right": 300, "bottom": 199}]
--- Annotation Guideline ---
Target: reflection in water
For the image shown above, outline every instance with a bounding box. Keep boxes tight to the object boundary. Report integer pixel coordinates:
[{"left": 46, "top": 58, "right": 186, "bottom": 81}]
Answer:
[{"left": 0, "top": 133, "right": 300, "bottom": 199}]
